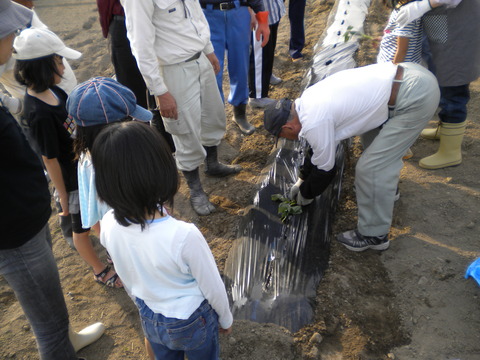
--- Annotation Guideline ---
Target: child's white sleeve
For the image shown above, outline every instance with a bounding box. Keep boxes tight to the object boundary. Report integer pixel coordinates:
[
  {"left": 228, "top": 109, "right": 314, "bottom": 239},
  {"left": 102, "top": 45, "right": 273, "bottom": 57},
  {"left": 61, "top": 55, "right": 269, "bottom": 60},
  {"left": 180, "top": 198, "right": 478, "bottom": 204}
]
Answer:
[
  {"left": 180, "top": 226, "right": 234, "bottom": 330},
  {"left": 0, "top": 92, "right": 22, "bottom": 115}
]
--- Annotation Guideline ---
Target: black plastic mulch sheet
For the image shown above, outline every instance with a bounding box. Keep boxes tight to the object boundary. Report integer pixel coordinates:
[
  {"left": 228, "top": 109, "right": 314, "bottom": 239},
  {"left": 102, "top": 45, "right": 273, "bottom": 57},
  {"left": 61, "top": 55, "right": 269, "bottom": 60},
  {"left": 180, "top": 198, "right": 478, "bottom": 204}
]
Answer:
[{"left": 223, "top": 140, "right": 347, "bottom": 332}]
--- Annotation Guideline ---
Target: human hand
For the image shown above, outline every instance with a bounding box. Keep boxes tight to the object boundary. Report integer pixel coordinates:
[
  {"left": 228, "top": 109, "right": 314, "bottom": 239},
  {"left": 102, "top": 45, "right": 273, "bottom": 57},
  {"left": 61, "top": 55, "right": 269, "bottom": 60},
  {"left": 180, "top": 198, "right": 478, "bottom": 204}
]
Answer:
[
  {"left": 396, "top": 0, "right": 432, "bottom": 27},
  {"left": 206, "top": 52, "right": 221, "bottom": 75},
  {"left": 296, "top": 191, "right": 314, "bottom": 206},
  {"left": 219, "top": 326, "right": 232, "bottom": 335},
  {"left": 156, "top": 92, "right": 178, "bottom": 119},
  {"left": 59, "top": 194, "right": 70, "bottom": 216},
  {"left": 255, "top": 11, "right": 270, "bottom": 47},
  {"left": 289, "top": 178, "right": 303, "bottom": 200}
]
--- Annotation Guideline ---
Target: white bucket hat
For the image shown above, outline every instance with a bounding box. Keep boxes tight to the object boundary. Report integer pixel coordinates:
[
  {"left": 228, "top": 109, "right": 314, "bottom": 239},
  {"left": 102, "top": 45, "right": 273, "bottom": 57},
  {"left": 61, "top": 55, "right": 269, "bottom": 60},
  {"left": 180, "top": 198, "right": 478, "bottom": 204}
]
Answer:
[
  {"left": 0, "top": 0, "right": 33, "bottom": 39},
  {"left": 13, "top": 27, "right": 82, "bottom": 60}
]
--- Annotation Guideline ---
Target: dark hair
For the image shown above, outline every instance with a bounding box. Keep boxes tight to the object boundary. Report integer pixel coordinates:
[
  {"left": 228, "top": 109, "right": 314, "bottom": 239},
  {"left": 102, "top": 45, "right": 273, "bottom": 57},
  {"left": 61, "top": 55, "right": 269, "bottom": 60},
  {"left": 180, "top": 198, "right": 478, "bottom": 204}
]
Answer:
[
  {"left": 91, "top": 121, "right": 179, "bottom": 229},
  {"left": 73, "top": 116, "right": 132, "bottom": 160},
  {"left": 14, "top": 54, "right": 62, "bottom": 92}
]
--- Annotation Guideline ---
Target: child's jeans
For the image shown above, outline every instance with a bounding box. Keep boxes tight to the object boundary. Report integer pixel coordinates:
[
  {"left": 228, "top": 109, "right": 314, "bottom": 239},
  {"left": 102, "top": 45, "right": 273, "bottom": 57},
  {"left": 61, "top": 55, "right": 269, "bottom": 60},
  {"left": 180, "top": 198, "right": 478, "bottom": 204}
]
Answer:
[{"left": 135, "top": 298, "right": 220, "bottom": 360}]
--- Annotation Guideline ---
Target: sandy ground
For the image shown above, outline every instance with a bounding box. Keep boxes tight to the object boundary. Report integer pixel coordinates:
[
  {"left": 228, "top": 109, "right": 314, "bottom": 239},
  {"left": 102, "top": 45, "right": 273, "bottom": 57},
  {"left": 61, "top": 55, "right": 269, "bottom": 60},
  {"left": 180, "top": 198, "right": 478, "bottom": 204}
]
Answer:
[{"left": 1, "top": 0, "right": 480, "bottom": 359}]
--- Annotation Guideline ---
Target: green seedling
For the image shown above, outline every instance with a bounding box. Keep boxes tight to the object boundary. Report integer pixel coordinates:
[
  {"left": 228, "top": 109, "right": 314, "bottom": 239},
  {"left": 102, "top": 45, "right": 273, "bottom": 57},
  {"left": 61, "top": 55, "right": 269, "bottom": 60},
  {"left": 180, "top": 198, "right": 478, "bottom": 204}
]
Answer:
[
  {"left": 271, "top": 194, "right": 303, "bottom": 223},
  {"left": 343, "top": 25, "right": 373, "bottom": 42}
]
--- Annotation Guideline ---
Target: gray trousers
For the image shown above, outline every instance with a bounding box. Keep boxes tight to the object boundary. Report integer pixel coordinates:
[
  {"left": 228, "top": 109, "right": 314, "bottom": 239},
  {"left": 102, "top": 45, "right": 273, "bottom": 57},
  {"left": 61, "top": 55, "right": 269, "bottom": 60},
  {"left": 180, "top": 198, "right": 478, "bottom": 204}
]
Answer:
[
  {"left": 356, "top": 62, "right": 440, "bottom": 236},
  {"left": 161, "top": 53, "right": 226, "bottom": 172}
]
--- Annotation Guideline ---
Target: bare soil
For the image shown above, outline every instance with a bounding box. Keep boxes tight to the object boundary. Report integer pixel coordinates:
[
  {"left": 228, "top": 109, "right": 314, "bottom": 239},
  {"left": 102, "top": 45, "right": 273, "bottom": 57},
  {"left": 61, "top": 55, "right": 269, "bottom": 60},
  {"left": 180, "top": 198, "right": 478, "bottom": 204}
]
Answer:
[{"left": 1, "top": 0, "right": 479, "bottom": 359}]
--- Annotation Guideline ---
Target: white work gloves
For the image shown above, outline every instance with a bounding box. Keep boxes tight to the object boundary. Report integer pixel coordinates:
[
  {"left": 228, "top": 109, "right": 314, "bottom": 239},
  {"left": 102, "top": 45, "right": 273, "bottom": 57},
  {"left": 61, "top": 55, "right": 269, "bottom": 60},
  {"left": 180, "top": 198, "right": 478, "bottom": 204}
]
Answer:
[
  {"left": 289, "top": 178, "right": 314, "bottom": 206},
  {"left": 0, "top": 92, "right": 22, "bottom": 115},
  {"left": 396, "top": 0, "right": 462, "bottom": 28}
]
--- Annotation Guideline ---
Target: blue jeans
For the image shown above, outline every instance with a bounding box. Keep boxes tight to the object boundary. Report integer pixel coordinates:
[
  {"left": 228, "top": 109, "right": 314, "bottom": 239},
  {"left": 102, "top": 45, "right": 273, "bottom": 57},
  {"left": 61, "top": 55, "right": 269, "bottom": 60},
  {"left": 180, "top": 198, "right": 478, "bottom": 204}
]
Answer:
[
  {"left": 0, "top": 224, "right": 77, "bottom": 360},
  {"left": 135, "top": 298, "right": 220, "bottom": 360},
  {"left": 438, "top": 84, "right": 470, "bottom": 124},
  {"left": 203, "top": 4, "right": 251, "bottom": 106}
]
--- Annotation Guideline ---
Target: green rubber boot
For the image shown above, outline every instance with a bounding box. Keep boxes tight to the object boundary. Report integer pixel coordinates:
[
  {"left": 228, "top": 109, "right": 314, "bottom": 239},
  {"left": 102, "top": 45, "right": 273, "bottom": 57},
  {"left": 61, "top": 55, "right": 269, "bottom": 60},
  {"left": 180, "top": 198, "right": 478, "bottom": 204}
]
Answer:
[
  {"left": 421, "top": 122, "right": 442, "bottom": 140},
  {"left": 419, "top": 121, "right": 466, "bottom": 169}
]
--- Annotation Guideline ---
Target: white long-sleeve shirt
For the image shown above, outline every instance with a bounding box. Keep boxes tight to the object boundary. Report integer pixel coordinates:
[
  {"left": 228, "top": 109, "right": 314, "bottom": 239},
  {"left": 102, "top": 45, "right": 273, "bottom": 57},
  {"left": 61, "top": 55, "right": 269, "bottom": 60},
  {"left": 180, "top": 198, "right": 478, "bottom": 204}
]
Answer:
[
  {"left": 295, "top": 62, "right": 397, "bottom": 171},
  {"left": 120, "top": 0, "right": 215, "bottom": 95},
  {"left": 100, "top": 211, "right": 233, "bottom": 329}
]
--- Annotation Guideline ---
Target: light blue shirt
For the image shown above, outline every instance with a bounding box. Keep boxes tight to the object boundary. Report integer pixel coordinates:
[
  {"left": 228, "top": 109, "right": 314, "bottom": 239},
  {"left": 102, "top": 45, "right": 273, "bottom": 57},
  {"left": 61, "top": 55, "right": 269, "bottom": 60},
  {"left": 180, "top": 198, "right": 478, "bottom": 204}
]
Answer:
[{"left": 78, "top": 151, "right": 110, "bottom": 228}]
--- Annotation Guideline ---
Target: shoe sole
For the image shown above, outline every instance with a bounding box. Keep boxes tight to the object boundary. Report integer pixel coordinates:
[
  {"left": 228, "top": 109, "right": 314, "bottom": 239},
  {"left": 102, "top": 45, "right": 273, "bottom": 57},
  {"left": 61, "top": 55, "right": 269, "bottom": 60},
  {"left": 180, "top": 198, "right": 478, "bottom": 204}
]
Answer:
[
  {"left": 340, "top": 240, "right": 390, "bottom": 252},
  {"left": 419, "top": 159, "right": 461, "bottom": 169}
]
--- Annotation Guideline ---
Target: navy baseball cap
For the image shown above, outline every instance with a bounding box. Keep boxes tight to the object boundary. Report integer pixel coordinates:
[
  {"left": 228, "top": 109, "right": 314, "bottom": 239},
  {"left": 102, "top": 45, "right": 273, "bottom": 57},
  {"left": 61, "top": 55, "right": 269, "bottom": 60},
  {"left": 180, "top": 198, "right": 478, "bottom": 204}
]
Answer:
[
  {"left": 67, "top": 77, "right": 152, "bottom": 127},
  {"left": 263, "top": 98, "right": 293, "bottom": 137}
]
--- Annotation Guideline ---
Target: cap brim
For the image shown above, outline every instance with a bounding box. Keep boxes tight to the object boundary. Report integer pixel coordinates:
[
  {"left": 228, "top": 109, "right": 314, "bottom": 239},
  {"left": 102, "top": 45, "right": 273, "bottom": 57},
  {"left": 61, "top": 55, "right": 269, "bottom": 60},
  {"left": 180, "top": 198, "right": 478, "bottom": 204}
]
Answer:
[
  {"left": 131, "top": 105, "right": 153, "bottom": 122},
  {"left": 57, "top": 46, "right": 82, "bottom": 60},
  {"left": 0, "top": 3, "right": 32, "bottom": 39}
]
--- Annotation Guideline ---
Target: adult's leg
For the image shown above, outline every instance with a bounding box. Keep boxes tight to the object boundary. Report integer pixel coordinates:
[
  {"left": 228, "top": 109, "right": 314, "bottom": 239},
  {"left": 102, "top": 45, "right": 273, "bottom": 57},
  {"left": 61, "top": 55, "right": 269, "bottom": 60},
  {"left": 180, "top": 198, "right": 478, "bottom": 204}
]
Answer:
[
  {"left": 109, "top": 16, "right": 149, "bottom": 108},
  {"left": 0, "top": 225, "right": 77, "bottom": 360},
  {"left": 203, "top": 9, "right": 227, "bottom": 103},
  {"left": 225, "top": 6, "right": 251, "bottom": 106},
  {"left": 355, "top": 63, "right": 440, "bottom": 236},
  {"left": 249, "top": 22, "right": 279, "bottom": 99},
  {"left": 288, "top": 0, "right": 306, "bottom": 58}
]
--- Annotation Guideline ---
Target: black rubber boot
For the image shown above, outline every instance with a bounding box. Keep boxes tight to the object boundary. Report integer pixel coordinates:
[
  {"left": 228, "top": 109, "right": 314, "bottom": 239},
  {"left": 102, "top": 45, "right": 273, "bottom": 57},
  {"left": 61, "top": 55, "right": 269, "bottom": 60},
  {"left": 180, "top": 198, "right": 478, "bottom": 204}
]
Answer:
[
  {"left": 182, "top": 169, "right": 215, "bottom": 216},
  {"left": 204, "top": 146, "right": 242, "bottom": 177},
  {"left": 233, "top": 104, "right": 255, "bottom": 135}
]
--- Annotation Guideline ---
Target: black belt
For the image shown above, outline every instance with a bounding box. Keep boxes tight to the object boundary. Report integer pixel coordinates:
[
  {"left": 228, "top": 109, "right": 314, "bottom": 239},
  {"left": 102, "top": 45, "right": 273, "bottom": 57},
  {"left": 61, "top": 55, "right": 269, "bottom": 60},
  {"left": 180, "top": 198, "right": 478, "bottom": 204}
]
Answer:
[
  {"left": 200, "top": 1, "right": 248, "bottom": 10},
  {"left": 185, "top": 52, "right": 201, "bottom": 62}
]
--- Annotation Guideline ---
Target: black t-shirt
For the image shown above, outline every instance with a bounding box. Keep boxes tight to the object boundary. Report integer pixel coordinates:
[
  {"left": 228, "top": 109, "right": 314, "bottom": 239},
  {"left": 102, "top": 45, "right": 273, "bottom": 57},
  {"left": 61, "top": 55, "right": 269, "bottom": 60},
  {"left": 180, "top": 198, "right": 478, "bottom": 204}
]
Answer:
[
  {"left": 0, "top": 106, "right": 52, "bottom": 249},
  {"left": 23, "top": 86, "right": 78, "bottom": 192}
]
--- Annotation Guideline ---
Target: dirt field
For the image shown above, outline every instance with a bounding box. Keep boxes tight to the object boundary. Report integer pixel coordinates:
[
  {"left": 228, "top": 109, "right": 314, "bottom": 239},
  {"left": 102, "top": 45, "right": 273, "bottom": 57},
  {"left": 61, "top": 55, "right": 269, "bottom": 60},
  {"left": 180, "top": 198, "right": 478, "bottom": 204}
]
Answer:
[{"left": 1, "top": 0, "right": 479, "bottom": 359}]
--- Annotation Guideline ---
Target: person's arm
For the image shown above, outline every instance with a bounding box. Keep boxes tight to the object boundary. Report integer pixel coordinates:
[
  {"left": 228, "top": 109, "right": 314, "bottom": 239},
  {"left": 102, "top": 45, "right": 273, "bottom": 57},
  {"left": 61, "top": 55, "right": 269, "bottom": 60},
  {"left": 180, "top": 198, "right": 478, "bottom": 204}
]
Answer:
[
  {"left": 43, "top": 156, "right": 69, "bottom": 216},
  {"left": 205, "top": 52, "right": 221, "bottom": 75},
  {"left": 180, "top": 226, "right": 234, "bottom": 332},
  {"left": 247, "top": 0, "right": 270, "bottom": 47},
  {"left": 396, "top": 0, "right": 463, "bottom": 27},
  {"left": 393, "top": 36, "right": 409, "bottom": 64}
]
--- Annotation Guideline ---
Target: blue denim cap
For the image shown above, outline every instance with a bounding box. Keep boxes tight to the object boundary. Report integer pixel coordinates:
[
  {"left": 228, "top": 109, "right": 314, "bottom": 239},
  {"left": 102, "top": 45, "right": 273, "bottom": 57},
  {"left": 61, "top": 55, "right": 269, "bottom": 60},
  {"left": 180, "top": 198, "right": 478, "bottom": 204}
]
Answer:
[
  {"left": 67, "top": 77, "right": 152, "bottom": 127},
  {"left": 264, "top": 98, "right": 293, "bottom": 137}
]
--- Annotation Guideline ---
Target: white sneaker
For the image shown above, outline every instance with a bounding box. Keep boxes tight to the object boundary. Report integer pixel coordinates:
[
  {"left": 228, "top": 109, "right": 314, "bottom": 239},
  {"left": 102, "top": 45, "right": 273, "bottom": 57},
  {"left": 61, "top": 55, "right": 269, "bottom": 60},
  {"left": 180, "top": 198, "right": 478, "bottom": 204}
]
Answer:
[
  {"left": 69, "top": 323, "right": 106, "bottom": 352},
  {"left": 270, "top": 74, "right": 282, "bottom": 85},
  {"left": 249, "top": 97, "right": 276, "bottom": 109}
]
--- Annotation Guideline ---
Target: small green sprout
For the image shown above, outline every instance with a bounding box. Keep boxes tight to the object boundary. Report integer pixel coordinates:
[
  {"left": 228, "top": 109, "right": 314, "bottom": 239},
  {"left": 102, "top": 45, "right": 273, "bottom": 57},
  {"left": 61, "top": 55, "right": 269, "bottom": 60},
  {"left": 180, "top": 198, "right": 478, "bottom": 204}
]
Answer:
[
  {"left": 271, "top": 194, "right": 303, "bottom": 223},
  {"left": 343, "top": 25, "right": 373, "bottom": 42}
]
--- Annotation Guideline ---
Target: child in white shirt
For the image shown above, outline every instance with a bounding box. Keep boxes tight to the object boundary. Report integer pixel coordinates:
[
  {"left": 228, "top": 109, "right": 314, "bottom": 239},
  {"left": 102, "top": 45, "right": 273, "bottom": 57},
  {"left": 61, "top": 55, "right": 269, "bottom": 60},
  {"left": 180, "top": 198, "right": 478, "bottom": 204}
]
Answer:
[{"left": 91, "top": 121, "right": 233, "bottom": 360}]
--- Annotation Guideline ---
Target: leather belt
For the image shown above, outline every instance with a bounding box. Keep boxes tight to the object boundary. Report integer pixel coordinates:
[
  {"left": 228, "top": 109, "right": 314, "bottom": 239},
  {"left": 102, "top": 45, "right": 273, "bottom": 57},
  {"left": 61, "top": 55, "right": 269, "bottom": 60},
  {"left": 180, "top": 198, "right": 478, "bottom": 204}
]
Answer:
[
  {"left": 200, "top": 1, "right": 248, "bottom": 10},
  {"left": 388, "top": 65, "right": 404, "bottom": 107},
  {"left": 185, "top": 52, "right": 201, "bottom": 62}
]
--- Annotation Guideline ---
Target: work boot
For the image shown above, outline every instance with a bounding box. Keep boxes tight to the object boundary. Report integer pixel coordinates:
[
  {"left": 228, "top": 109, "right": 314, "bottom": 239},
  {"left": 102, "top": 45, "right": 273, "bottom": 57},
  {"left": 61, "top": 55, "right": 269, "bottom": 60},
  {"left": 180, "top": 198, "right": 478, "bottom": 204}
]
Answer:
[
  {"left": 419, "top": 121, "right": 466, "bottom": 169},
  {"left": 69, "top": 322, "right": 105, "bottom": 352},
  {"left": 204, "top": 146, "right": 242, "bottom": 177},
  {"left": 421, "top": 121, "right": 442, "bottom": 140},
  {"left": 182, "top": 169, "right": 216, "bottom": 216},
  {"left": 233, "top": 104, "right": 255, "bottom": 135}
]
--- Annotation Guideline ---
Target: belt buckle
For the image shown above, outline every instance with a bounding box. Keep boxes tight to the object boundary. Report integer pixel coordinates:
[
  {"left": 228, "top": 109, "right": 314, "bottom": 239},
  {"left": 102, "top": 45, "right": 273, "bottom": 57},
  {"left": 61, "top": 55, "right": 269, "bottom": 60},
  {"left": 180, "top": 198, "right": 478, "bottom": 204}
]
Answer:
[{"left": 219, "top": 2, "right": 231, "bottom": 10}]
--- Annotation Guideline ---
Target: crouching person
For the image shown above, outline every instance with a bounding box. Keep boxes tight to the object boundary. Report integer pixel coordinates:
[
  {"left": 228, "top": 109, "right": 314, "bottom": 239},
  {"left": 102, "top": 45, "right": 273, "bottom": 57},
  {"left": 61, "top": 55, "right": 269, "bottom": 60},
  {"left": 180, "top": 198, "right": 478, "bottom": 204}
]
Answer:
[{"left": 264, "top": 62, "right": 439, "bottom": 252}]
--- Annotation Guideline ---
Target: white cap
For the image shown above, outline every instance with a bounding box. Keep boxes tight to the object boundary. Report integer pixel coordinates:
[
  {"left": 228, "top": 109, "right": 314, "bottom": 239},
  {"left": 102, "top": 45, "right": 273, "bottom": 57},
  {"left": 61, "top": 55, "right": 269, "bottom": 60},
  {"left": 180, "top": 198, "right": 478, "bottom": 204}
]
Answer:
[{"left": 13, "top": 27, "right": 81, "bottom": 60}]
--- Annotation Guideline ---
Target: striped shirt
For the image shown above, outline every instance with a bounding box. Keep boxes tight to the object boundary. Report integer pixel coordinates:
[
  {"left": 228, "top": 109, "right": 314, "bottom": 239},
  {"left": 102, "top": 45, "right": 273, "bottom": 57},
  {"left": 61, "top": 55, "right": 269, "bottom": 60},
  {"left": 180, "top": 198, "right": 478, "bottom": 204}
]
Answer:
[
  {"left": 263, "top": 0, "right": 285, "bottom": 25},
  {"left": 377, "top": 8, "right": 423, "bottom": 64}
]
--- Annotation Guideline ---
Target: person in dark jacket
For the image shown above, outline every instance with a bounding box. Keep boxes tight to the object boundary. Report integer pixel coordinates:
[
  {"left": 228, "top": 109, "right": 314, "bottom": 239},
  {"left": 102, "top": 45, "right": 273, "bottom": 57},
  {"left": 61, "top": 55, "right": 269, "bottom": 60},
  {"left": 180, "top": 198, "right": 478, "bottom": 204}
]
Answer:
[{"left": 0, "top": 1, "right": 104, "bottom": 357}]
